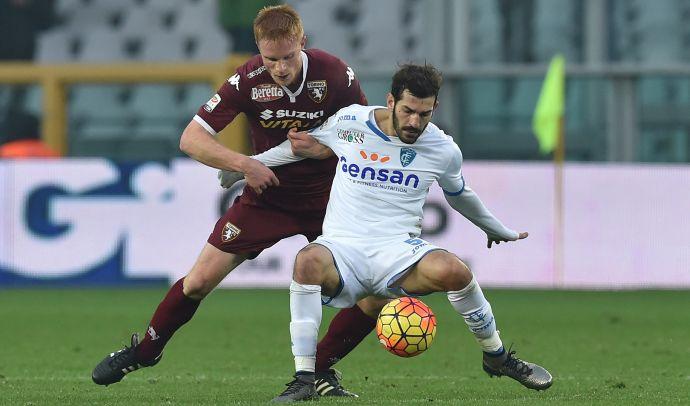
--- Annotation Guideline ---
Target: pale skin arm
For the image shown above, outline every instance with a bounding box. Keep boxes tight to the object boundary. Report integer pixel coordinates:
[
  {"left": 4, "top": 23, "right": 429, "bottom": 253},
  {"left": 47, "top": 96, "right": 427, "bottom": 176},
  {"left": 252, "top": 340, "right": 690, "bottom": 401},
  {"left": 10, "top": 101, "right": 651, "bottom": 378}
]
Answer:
[
  {"left": 179, "top": 120, "right": 279, "bottom": 194},
  {"left": 287, "top": 128, "right": 334, "bottom": 159}
]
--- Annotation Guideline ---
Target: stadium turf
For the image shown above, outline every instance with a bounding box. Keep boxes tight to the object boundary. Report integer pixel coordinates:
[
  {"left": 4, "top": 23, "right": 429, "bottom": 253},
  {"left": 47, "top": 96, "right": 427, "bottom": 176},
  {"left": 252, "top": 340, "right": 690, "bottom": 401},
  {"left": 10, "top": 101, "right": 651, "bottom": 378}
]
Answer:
[{"left": 0, "top": 288, "right": 688, "bottom": 405}]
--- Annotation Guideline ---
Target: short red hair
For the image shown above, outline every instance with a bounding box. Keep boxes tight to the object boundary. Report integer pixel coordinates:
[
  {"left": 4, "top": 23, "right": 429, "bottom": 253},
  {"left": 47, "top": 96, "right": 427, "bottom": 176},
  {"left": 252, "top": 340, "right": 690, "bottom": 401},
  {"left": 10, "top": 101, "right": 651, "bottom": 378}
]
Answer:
[{"left": 253, "top": 4, "right": 304, "bottom": 43}]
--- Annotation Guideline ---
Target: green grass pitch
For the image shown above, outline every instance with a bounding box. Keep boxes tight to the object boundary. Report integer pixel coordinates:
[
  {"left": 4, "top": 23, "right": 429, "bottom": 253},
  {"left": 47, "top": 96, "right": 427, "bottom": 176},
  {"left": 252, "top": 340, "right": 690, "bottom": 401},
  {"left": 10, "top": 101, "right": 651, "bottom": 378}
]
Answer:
[{"left": 0, "top": 288, "right": 688, "bottom": 404}]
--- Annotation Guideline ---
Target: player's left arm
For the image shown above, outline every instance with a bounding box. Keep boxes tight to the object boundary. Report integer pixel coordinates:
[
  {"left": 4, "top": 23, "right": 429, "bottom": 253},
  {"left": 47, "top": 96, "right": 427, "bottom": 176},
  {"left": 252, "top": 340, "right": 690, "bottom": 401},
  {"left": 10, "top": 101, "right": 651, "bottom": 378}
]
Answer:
[
  {"left": 297, "top": 64, "right": 367, "bottom": 160},
  {"left": 286, "top": 106, "right": 344, "bottom": 159},
  {"left": 288, "top": 128, "right": 332, "bottom": 159},
  {"left": 439, "top": 143, "right": 528, "bottom": 248},
  {"left": 219, "top": 114, "right": 341, "bottom": 188},
  {"left": 217, "top": 140, "right": 302, "bottom": 188},
  {"left": 252, "top": 109, "right": 339, "bottom": 166}
]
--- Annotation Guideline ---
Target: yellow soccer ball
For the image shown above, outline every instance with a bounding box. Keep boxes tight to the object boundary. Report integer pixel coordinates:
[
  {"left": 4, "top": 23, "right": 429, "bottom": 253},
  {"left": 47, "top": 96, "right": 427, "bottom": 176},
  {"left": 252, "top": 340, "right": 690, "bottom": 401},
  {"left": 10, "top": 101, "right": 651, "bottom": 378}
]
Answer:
[{"left": 376, "top": 297, "right": 437, "bottom": 357}]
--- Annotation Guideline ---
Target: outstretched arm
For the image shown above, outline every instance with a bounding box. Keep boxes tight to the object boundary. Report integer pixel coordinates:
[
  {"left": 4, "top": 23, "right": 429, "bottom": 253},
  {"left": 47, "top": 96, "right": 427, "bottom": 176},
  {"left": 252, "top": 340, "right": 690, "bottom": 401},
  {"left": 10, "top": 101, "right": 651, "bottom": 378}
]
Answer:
[
  {"left": 444, "top": 188, "right": 527, "bottom": 248},
  {"left": 439, "top": 142, "right": 526, "bottom": 248}
]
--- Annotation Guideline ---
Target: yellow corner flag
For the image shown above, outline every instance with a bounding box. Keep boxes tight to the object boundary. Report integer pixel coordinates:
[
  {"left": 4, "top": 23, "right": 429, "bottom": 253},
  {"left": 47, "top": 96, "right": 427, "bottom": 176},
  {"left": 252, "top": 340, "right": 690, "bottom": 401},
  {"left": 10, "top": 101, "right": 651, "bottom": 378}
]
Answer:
[{"left": 532, "top": 54, "right": 565, "bottom": 154}]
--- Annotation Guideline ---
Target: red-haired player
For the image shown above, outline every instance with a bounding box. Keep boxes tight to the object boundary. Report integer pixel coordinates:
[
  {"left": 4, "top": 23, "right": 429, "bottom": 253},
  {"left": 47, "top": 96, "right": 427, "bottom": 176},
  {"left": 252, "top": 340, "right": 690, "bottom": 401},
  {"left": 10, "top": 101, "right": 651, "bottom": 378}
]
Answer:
[{"left": 92, "top": 5, "right": 386, "bottom": 397}]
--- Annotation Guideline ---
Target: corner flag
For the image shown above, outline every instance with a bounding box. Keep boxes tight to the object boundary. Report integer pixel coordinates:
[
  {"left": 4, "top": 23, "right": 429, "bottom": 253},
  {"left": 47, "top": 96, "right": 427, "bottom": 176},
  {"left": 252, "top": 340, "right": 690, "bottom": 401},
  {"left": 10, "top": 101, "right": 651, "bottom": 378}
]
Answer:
[{"left": 532, "top": 55, "right": 565, "bottom": 154}]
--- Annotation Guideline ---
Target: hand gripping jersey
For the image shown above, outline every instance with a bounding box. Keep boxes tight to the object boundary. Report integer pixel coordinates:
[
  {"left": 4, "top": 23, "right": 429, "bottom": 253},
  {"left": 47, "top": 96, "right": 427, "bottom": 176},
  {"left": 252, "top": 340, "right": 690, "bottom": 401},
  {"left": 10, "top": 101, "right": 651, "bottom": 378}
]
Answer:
[
  {"left": 194, "top": 49, "right": 367, "bottom": 212},
  {"left": 306, "top": 104, "right": 465, "bottom": 238}
]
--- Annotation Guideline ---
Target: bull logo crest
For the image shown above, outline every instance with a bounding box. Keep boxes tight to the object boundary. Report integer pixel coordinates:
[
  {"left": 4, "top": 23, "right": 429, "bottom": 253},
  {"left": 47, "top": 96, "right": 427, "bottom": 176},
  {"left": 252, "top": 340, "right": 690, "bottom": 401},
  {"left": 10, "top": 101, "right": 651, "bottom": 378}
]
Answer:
[
  {"left": 307, "top": 80, "right": 327, "bottom": 103},
  {"left": 221, "top": 222, "right": 241, "bottom": 243}
]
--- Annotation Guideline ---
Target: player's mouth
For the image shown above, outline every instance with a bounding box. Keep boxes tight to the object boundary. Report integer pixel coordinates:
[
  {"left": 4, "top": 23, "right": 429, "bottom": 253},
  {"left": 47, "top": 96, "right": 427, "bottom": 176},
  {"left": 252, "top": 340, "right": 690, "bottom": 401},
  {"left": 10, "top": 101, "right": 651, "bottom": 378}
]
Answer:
[{"left": 275, "top": 74, "right": 290, "bottom": 82}]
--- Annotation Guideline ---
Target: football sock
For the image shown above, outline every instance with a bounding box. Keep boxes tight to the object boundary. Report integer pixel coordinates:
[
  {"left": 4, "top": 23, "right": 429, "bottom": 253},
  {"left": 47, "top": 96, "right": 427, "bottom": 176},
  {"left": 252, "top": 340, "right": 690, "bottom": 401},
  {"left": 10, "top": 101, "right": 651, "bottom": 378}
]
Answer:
[
  {"left": 135, "top": 277, "right": 201, "bottom": 364},
  {"left": 315, "top": 304, "right": 376, "bottom": 372},
  {"left": 447, "top": 277, "right": 503, "bottom": 353},
  {"left": 290, "top": 280, "right": 322, "bottom": 373}
]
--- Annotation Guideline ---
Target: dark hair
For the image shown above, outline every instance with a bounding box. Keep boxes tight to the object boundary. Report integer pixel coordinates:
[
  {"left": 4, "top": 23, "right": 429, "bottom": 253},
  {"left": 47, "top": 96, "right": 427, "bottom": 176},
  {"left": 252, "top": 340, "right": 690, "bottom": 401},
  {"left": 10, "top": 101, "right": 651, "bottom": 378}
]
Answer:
[{"left": 390, "top": 64, "right": 442, "bottom": 101}]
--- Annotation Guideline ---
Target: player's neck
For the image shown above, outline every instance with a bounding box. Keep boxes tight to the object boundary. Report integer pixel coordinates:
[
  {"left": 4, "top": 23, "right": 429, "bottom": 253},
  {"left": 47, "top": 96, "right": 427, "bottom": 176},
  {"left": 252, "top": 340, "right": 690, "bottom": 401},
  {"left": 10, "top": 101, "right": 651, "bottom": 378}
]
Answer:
[
  {"left": 373, "top": 108, "right": 396, "bottom": 137},
  {"left": 284, "top": 67, "right": 304, "bottom": 92},
  {"left": 283, "top": 53, "right": 305, "bottom": 92}
]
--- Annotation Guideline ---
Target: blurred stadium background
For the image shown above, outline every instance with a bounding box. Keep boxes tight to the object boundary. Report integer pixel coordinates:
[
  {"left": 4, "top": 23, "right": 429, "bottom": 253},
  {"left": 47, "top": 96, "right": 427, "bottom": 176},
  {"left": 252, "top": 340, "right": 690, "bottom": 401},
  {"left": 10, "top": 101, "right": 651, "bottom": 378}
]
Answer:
[{"left": 1, "top": 0, "right": 689, "bottom": 404}]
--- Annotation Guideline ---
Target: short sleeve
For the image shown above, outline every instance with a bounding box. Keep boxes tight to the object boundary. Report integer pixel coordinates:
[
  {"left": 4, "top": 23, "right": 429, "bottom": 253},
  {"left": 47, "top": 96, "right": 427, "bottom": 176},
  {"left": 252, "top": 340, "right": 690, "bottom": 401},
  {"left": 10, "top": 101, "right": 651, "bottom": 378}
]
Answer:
[
  {"left": 438, "top": 142, "right": 465, "bottom": 195},
  {"left": 193, "top": 72, "right": 248, "bottom": 135}
]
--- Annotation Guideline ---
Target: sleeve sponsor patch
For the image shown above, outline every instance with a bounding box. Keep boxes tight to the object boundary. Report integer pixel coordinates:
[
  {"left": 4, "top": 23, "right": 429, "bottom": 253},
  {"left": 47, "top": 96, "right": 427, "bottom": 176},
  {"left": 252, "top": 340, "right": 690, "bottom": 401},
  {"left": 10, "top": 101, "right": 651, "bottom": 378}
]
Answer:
[{"left": 203, "top": 94, "right": 222, "bottom": 112}]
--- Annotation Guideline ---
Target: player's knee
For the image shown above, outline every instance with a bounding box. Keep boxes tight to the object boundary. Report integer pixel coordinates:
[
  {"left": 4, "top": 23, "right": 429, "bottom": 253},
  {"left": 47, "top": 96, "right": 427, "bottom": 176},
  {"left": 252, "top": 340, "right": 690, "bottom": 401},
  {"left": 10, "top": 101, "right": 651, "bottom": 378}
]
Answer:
[
  {"left": 357, "top": 297, "right": 390, "bottom": 318},
  {"left": 293, "top": 245, "right": 329, "bottom": 285},
  {"left": 446, "top": 258, "right": 473, "bottom": 291},
  {"left": 183, "top": 273, "right": 215, "bottom": 299},
  {"left": 432, "top": 254, "right": 472, "bottom": 291}
]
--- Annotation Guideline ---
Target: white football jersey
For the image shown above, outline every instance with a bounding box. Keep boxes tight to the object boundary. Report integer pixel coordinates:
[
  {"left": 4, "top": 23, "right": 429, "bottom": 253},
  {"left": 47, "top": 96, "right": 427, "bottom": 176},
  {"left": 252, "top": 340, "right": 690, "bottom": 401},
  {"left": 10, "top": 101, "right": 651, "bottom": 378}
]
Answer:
[{"left": 308, "top": 104, "right": 465, "bottom": 238}]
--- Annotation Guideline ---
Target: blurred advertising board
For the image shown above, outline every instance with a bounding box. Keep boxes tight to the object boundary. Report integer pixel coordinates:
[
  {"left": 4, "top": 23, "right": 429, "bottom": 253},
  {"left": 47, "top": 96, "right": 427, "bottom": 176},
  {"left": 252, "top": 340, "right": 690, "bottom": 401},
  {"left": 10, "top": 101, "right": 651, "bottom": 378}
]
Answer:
[{"left": 1, "top": 159, "right": 688, "bottom": 288}]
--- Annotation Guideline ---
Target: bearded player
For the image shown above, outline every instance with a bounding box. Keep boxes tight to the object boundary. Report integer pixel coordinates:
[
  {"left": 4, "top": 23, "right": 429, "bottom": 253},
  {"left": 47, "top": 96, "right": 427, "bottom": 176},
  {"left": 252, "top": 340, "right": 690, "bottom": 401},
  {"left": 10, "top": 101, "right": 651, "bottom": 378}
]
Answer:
[
  {"left": 91, "top": 5, "right": 384, "bottom": 397},
  {"left": 249, "top": 64, "right": 553, "bottom": 401}
]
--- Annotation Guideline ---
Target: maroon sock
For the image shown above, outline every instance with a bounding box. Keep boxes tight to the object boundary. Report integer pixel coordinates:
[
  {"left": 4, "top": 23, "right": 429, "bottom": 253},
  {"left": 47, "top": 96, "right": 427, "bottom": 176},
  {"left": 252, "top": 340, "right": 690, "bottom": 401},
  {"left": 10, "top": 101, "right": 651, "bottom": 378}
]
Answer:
[
  {"left": 135, "top": 277, "right": 200, "bottom": 364},
  {"left": 315, "top": 305, "right": 376, "bottom": 372}
]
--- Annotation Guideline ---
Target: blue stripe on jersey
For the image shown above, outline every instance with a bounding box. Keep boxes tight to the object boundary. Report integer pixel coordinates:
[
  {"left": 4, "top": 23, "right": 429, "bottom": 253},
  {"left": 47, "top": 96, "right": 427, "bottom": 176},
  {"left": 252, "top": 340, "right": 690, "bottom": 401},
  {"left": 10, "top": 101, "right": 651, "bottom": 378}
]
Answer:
[
  {"left": 366, "top": 119, "right": 391, "bottom": 141},
  {"left": 443, "top": 177, "right": 465, "bottom": 196}
]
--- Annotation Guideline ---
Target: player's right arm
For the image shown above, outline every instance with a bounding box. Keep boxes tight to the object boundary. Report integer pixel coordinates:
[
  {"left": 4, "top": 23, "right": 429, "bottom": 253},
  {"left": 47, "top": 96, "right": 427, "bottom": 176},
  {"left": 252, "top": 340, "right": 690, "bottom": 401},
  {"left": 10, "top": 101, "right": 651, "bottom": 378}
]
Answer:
[
  {"left": 179, "top": 121, "right": 278, "bottom": 194},
  {"left": 217, "top": 132, "right": 309, "bottom": 189},
  {"left": 182, "top": 71, "right": 278, "bottom": 194}
]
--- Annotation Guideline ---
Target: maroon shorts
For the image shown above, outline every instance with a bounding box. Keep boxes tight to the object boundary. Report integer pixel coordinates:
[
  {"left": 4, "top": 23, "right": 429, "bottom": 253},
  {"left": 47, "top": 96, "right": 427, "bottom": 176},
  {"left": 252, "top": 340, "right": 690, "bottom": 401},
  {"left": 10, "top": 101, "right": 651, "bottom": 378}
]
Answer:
[{"left": 207, "top": 199, "right": 326, "bottom": 259}]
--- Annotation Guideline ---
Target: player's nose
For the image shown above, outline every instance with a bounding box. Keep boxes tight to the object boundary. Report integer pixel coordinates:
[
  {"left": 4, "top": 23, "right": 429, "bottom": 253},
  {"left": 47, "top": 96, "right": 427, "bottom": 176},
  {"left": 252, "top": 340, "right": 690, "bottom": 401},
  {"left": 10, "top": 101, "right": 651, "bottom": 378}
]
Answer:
[{"left": 408, "top": 114, "right": 420, "bottom": 127}]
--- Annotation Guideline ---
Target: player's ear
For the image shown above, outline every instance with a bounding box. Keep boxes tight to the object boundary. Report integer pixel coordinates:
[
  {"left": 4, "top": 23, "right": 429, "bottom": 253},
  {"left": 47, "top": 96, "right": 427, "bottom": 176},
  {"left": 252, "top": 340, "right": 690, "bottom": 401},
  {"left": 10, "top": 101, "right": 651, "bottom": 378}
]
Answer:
[
  {"left": 386, "top": 93, "right": 394, "bottom": 109},
  {"left": 428, "top": 99, "right": 439, "bottom": 118},
  {"left": 300, "top": 35, "right": 307, "bottom": 49}
]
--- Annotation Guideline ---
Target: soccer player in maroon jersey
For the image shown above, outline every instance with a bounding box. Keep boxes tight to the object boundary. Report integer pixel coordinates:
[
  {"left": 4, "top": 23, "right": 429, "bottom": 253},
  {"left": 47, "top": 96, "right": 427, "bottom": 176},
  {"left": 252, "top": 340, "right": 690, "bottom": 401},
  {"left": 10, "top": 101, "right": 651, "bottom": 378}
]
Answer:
[{"left": 91, "top": 5, "right": 386, "bottom": 397}]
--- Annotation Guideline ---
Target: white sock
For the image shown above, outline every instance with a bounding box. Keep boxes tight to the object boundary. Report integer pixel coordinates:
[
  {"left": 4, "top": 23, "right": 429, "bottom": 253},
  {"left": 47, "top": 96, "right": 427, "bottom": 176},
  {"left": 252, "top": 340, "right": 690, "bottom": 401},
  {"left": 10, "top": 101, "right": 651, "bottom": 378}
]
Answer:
[
  {"left": 289, "top": 280, "right": 322, "bottom": 373},
  {"left": 447, "top": 277, "right": 503, "bottom": 353}
]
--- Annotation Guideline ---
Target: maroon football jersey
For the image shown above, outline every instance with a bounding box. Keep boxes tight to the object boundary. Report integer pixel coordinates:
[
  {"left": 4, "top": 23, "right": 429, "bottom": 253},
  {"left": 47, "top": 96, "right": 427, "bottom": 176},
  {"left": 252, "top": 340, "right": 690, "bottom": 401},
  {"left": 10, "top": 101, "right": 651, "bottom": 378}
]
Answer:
[{"left": 195, "top": 49, "right": 367, "bottom": 212}]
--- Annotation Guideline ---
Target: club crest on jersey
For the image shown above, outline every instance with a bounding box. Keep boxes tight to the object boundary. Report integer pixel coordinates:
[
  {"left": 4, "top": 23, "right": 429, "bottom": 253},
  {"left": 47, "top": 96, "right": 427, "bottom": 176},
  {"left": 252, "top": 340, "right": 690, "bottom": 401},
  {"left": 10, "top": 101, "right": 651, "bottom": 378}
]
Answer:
[
  {"left": 221, "top": 222, "right": 241, "bottom": 243},
  {"left": 307, "top": 80, "right": 327, "bottom": 103},
  {"left": 252, "top": 84, "right": 284, "bottom": 102},
  {"left": 400, "top": 148, "right": 417, "bottom": 167}
]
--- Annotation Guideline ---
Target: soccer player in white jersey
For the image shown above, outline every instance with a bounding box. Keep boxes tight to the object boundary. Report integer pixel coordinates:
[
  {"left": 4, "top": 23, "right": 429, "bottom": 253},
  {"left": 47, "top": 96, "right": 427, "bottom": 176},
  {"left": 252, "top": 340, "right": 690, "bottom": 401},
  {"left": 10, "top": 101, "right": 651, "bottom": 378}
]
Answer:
[{"left": 254, "top": 64, "right": 553, "bottom": 402}]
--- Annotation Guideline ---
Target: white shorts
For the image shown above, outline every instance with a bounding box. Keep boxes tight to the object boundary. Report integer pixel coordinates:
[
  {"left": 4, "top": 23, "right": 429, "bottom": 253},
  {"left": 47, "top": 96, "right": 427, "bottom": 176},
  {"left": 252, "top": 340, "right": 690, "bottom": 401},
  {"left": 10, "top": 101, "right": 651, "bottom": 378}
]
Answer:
[{"left": 313, "top": 234, "right": 444, "bottom": 308}]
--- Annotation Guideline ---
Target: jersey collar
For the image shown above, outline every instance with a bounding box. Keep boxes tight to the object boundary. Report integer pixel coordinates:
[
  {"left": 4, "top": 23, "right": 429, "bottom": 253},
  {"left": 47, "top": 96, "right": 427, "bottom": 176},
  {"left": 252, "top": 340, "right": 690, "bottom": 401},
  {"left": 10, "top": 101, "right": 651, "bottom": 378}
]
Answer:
[
  {"left": 366, "top": 108, "right": 392, "bottom": 141},
  {"left": 280, "top": 50, "right": 308, "bottom": 103}
]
